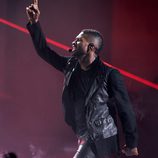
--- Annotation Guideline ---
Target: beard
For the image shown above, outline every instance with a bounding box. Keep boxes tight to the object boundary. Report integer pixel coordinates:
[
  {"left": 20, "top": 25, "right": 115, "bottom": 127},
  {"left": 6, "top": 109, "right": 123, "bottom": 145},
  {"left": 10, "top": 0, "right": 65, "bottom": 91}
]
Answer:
[
  {"left": 72, "top": 50, "right": 84, "bottom": 59},
  {"left": 71, "top": 46, "right": 86, "bottom": 59}
]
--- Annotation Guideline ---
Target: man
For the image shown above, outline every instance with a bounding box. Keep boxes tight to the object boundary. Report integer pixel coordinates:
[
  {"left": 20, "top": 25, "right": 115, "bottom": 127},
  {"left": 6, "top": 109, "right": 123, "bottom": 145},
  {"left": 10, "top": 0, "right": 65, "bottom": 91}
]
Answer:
[{"left": 26, "top": 1, "right": 139, "bottom": 157}]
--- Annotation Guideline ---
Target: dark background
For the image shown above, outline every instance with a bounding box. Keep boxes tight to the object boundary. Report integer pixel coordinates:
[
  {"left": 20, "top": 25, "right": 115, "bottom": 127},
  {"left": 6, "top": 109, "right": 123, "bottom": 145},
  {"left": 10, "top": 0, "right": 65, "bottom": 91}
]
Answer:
[{"left": 0, "top": 0, "right": 158, "bottom": 157}]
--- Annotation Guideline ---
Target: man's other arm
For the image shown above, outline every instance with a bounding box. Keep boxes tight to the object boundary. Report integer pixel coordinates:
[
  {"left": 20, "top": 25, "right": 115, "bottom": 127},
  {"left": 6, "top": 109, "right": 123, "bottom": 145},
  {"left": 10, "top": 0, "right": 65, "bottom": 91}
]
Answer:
[{"left": 108, "top": 69, "right": 139, "bottom": 156}]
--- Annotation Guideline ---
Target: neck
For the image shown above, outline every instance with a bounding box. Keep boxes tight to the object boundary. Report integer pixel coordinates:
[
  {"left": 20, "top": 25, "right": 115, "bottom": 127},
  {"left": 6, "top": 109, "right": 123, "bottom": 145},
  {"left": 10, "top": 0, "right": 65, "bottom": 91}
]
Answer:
[{"left": 79, "top": 54, "right": 97, "bottom": 71}]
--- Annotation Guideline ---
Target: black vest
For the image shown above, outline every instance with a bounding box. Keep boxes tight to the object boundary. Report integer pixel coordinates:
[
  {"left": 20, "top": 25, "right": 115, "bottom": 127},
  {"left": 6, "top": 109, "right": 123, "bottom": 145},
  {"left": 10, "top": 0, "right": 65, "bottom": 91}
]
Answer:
[{"left": 62, "top": 57, "right": 117, "bottom": 140}]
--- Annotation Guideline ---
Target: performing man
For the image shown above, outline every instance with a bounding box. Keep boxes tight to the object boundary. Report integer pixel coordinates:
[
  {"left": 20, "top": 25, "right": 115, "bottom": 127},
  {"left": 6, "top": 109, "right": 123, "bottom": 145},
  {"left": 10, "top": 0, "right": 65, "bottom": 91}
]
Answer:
[{"left": 26, "top": 1, "right": 139, "bottom": 157}]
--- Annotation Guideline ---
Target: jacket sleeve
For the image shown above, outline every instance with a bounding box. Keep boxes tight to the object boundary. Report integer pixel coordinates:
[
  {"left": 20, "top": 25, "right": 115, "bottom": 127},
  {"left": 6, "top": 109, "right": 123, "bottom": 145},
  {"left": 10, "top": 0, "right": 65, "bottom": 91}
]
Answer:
[
  {"left": 108, "top": 69, "right": 138, "bottom": 148},
  {"left": 26, "top": 22, "right": 68, "bottom": 73}
]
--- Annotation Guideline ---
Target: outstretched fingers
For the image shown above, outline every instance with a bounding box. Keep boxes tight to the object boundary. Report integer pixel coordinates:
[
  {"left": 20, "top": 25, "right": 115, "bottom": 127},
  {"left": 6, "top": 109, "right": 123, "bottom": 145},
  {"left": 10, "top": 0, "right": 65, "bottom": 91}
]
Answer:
[
  {"left": 33, "top": 0, "right": 38, "bottom": 6},
  {"left": 26, "top": 0, "right": 40, "bottom": 23}
]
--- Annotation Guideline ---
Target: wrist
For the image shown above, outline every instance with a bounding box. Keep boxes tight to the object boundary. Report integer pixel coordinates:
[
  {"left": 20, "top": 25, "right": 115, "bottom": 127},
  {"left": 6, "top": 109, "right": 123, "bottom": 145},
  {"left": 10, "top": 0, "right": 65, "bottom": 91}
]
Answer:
[{"left": 28, "top": 18, "right": 39, "bottom": 24}]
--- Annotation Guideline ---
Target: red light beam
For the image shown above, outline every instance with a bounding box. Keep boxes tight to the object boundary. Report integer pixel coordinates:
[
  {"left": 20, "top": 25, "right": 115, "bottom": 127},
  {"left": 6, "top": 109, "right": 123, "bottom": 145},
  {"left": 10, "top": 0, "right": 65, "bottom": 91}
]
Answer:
[
  {"left": 103, "top": 61, "right": 158, "bottom": 90},
  {"left": 0, "top": 18, "right": 70, "bottom": 51},
  {"left": 0, "top": 18, "right": 158, "bottom": 90}
]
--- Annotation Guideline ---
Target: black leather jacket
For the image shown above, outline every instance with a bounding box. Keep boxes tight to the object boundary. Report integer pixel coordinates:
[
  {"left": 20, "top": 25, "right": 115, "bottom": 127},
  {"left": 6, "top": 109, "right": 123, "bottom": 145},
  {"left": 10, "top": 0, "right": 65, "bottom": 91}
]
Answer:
[
  {"left": 27, "top": 22, "right": 138, "bottom": 149},
  {"left": 62, "top": 57, "right": 117, "bottom": 141}
]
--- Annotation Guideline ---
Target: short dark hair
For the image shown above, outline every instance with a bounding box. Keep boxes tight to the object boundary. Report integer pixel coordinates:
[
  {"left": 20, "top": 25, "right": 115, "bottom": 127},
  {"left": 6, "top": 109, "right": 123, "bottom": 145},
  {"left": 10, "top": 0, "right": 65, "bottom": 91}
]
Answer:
[{"left": 81, "top": 29, "right": 104, "bottom": 54}]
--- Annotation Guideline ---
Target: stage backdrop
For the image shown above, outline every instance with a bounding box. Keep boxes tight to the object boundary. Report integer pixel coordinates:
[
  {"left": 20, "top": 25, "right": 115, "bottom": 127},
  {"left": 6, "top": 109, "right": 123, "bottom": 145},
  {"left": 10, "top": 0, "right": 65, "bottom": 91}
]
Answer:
[{"left": 0, "top": 0, "right": 158, "bottom": 157}]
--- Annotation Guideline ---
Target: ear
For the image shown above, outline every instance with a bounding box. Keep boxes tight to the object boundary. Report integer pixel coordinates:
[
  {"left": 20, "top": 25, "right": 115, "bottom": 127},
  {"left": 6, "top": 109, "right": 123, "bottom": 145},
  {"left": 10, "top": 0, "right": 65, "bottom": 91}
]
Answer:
[{"left": 88, "top": 43, "right": 96, "bottom": 52}]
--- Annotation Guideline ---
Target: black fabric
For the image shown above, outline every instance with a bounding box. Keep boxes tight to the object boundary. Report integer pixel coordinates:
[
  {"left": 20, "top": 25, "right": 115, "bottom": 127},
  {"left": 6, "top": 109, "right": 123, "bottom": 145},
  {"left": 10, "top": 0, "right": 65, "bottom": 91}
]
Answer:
[
  {"left": 107, "top": 70, "right": 138, "bottom": 148},
  {"left": 68, "top": 57, "right": 99, "bottom": 136},
  {"left": 94, "top": 135, "right": 119, "bottom": 157},
  {"left": 69, "top": 58, "right": 99, "bottom": 99},
  {"left": 26, "top": 22, "right": 69, "bottom": 72}
]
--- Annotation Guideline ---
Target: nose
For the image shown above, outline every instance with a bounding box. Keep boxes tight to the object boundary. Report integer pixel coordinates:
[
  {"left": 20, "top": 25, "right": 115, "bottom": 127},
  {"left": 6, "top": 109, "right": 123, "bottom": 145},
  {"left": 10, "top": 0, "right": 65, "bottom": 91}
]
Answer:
[
  {"left": 72, "top": 40, "right": 77, "bottom": 47},
  {"left": 72, "top": 40, "right": 76, "bottom": 46}
]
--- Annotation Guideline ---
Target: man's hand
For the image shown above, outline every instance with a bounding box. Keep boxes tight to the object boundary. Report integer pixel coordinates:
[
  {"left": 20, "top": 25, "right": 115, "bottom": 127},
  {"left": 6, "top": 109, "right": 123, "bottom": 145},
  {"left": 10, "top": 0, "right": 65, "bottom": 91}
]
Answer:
[
  {"left": 78, "top": 138, "right": 86, "bottom": 145},
  {"left": 122, "top": 145, "right": 139, "bottom": 156},
  {"left": 26, "top": 0, "right": 40, "bottom": 24}
]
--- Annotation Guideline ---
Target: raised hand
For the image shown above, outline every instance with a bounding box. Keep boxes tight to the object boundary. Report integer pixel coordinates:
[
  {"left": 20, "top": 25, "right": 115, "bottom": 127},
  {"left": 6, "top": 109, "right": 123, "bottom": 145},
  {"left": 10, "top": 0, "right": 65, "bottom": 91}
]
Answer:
[{"left": 26, "top": 0, "right": 40, "bottom": 23}]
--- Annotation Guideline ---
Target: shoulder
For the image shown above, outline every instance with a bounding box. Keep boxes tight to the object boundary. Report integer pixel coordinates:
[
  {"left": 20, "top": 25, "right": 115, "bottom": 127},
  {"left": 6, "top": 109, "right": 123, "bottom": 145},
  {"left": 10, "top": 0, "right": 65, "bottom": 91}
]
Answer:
[
  {"left": 98, "top": 60, "right": 124, "bottom": 84},
  {"left": 99, "top": 60, "right": 120, "bottom": 76}
]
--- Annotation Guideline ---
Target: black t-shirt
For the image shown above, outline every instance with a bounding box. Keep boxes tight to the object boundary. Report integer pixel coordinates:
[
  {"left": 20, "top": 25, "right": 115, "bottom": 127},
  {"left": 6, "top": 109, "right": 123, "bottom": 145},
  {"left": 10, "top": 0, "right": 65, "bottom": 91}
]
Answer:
[{"left": 68, "top": 57, "right": 99, "bottom": 136}]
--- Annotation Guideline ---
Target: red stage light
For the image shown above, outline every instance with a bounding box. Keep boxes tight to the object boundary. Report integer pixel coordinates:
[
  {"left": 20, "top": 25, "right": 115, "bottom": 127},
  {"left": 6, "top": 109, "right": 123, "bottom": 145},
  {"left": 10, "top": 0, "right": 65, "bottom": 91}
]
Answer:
[
  {"left": 0, "top": 18, "right": 157, "bottom": 90},
  {"left": 0, "top": 18, "right": 70, "bottom": 51},
  {"left": 103, "top": 61, "right": 158, "bottom": 90}
]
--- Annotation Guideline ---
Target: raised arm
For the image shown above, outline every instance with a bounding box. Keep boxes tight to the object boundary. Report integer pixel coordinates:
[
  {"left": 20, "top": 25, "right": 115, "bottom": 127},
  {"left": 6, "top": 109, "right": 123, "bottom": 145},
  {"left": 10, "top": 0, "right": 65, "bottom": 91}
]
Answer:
[{"left": 26, "top": 0, "right": 68, "bottom": 72}]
